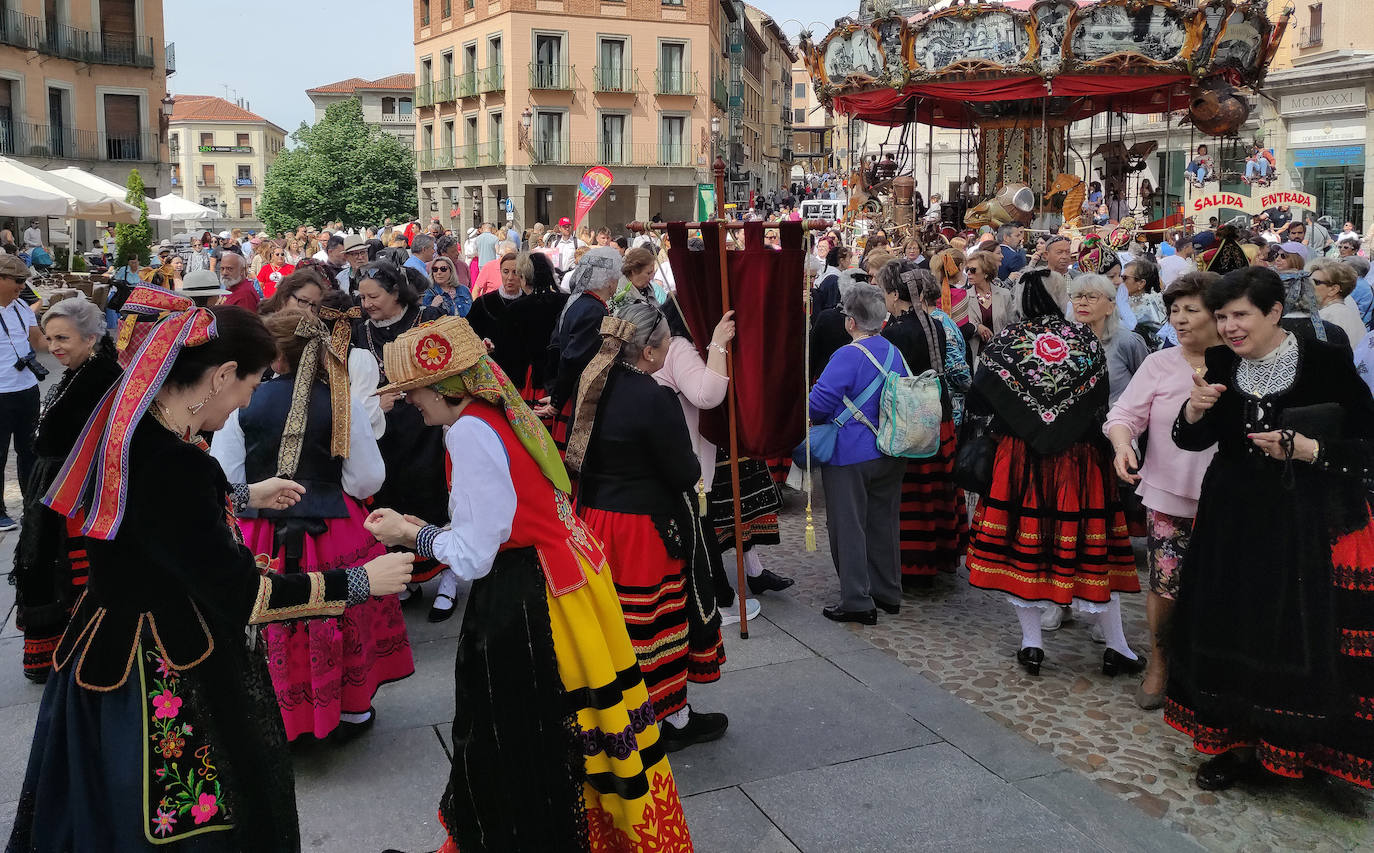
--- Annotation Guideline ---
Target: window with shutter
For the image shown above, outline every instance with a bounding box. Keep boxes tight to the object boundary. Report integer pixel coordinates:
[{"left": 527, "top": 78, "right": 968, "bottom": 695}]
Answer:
[{"left": 103, "top": 93, "right": 141, "bottom": 160}]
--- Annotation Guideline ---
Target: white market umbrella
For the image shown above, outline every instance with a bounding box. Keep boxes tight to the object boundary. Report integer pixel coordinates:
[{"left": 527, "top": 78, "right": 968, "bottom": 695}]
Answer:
[
  {"left": 0, "top": 158, "right": 139, "bottom": 223},
  {"left": 0, "top": 178, "right": 67, "bottom": 218},
  {"left": 149, "top": 193, "right": 218, "bottom": 222}
]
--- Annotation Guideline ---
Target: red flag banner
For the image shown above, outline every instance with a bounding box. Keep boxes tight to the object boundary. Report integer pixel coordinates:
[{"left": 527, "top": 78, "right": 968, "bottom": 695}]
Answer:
[
  {"left": 573, "top": 166, "right": 614, "bottom": 233},
  {"left": 665, "top": 221, "right": 806, "bottom": 458}
]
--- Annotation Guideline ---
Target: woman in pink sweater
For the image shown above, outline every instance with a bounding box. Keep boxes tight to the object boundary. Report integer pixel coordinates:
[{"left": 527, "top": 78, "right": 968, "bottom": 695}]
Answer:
[{"left": 1104, "top": 272, "right": 1222, "bottom": 710}]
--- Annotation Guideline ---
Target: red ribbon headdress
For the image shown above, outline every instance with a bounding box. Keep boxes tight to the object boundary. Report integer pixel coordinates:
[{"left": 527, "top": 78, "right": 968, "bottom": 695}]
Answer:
[{"left": 44, "top": 285, "right": 217, "bottom": 540}]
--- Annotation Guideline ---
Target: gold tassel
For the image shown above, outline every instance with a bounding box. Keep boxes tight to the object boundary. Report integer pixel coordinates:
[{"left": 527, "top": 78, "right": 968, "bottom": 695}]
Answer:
[
  {"left": 805, "top": 517, "right": 817, "bottom": 552},
  {"left": 697, "top": 479, "right": 708, "bottom": 517}
]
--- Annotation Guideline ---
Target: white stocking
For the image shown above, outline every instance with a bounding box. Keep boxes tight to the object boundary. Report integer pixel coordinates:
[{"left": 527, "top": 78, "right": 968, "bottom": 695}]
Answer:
[
  {"left": 1016, "top": 604, "right": 1044, "bottom": 650},
  {"left": 743, "top": 548, "right": 764, "bottom": 578},
  {"left": 1097, "top": 595, "right": 1137, "bottom": 659}
]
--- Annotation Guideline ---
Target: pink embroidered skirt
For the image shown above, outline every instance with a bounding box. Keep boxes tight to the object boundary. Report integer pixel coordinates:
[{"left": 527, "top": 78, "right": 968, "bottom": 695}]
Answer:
[{"left": 238, "top": 498, "right": 415, "bottom": 740}]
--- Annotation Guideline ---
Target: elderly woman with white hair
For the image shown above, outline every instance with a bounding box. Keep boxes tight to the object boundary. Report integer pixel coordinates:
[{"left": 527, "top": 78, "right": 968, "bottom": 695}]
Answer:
[
  {"left": 571, "top": 300, "right": 729, "bottom": 752},
  {"left": 1070, "top": 273, "right": 1149, "bottom": 405},
  {"left": 12, "top": 297, "right": 122, "bottom": 683},
  {"left": 534, "top": 246, "right": 624, "bottom": 455},
  {"left": 1310, "top": 258, "right": 1367, "bottom": 348},
  {"left": 807, "top": 283, "right": 910, "bottom": 625}
]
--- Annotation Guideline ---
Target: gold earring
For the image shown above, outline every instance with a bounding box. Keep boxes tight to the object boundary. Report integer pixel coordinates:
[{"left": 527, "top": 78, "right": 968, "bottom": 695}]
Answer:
[{"left": 188, "top": 387, "right": 218, "bottom": 415}]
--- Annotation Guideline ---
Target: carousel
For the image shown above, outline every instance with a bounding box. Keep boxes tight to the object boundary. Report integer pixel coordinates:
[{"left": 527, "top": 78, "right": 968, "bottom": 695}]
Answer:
[{"left": 799, "top": 0, "right": 1289, "bottom": 238}]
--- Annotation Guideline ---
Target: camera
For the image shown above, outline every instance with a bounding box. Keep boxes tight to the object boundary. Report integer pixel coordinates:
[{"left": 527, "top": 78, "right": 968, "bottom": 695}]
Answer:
[{"left": 14, "top": 351, "right": 48, "bottom": 381}]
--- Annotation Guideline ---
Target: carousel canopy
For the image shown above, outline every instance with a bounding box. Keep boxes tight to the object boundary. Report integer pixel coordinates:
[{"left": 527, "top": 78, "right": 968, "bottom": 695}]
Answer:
[{"left": 803, "top": 0, "right": 1286, "bottom": 127}]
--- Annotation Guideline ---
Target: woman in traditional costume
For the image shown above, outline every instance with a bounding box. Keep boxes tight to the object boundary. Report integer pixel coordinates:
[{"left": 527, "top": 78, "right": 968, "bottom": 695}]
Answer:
[
  {"left": 534, "top": 247, "right": 622, "bottom": 453},
  {"left": 13, "top": 297, "right": 122, "bottom": 683},
  {"left": 1167, "top": 266, "right": 1374, "bottom": 802},
  {"left": 875, "top": 259, "right": 967, "bottom": 589},
  {"left": 9, "top": 290, "right": 413, "bottom": 851},
  {"left": 352, "top": 260, "right": 450, "bottom": 619},
  {"left": 567, "top": 301, "right": 729, "bottom": 751},
  {"left": 363, "top": 315, "right": 695, "bottom": 852},
  {"left": 210, "top": 310, "right": 413, "bottom": 741},
  {"left": 965, "top": 269, "right": 1142, "bottom": 677},
  {"left": 495, "top": 251, "right": 567, "bottom": 408}
]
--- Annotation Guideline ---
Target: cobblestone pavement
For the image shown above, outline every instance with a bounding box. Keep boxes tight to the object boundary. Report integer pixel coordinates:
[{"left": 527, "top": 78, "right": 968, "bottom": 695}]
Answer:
[{"left": 760, "top": 483, "right": 1374, "bottom": 853}]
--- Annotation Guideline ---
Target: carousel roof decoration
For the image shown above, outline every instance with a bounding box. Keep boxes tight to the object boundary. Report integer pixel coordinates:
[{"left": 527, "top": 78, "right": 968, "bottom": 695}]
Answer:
[{"left": 801, "top": 0, "right": 1288, "bottom": 135}]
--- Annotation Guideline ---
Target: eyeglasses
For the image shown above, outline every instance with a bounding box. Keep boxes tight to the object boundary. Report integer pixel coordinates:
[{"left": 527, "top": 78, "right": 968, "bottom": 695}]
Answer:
[
  {"left": 1311, "top": 277, "right": 1331, "bottom": 286},
  {"left": 1071, "top": 292, "right": 1106, "bottom": 303}
]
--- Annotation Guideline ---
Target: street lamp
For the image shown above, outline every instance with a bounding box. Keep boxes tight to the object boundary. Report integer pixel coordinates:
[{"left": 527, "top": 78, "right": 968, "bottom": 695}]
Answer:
[{"left": 518, "top": 106, "right": 534, "bottom": 153}]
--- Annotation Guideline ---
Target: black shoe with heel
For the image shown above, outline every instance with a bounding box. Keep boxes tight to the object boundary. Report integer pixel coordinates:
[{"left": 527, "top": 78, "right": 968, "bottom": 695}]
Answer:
[
  {"left": 1102, "top": 649, "right": 1147, "bottom": 677},
  {"left": 1195, "top": 750, "right": 1258, "bottom": 791},
  {"left": 1017, "top": 646, "right": 1044, "bottom": 676},
  {"left": 747, "top": 569, "right": 795, "bottom": 595}
]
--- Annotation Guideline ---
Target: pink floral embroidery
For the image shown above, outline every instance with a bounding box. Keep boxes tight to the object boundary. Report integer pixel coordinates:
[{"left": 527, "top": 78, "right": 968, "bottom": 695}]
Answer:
[
  {"left": 152, "top": 808, "right": 177, "bottom": 837},
  {"left": 152, "top": 690, "right": 182, "bottom": 719},
  {"left": 154, "top": 656, "right": 174, "bottom": 678},
  {"left": 1032, "top": 333, "right": 1069, "bottom": 364},
  {"left": 191, "top": 793, "right": 219, "bottom": 825}
]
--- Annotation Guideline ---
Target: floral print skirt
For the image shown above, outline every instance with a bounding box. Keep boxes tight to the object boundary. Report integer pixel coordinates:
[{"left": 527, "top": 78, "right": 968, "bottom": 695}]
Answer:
[{"left": 1145, "top": 509, "right": 1193, "bottom": 600}]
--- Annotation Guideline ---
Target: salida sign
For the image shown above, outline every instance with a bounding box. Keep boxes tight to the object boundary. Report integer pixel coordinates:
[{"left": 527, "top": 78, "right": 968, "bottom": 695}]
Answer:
[{"left": 1186, "top": 187, "right": 1317, "bottom": 219}]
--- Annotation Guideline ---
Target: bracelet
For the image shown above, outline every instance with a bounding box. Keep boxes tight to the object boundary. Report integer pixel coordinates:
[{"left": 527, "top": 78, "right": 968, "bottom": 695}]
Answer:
[
  {"left": 415, "top": 524, "right": 442, "bottom": 559},
  {"left": 1310, "top": 439, "right": 1321, "bottom": 464},
  {"left": 708, "top": 342, "right": 728, "bottom": 355}
]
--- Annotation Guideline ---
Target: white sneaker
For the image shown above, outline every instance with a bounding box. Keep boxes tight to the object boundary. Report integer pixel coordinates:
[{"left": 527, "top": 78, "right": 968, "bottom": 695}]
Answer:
[
  {"left": 1040, "top": 605, "right": 1064, "bottom": 631},
  {"left": 1089, "top": 623, "right": 1106, "bottom": 644},
  {"left": 719, "top": 598, "right": 762, "bottom": 626}
]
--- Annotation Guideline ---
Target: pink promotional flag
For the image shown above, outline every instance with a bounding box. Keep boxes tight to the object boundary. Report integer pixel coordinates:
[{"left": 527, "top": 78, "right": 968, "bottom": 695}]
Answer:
[{"left": 573, "top": 166, "right": 614, "bottom": 233}]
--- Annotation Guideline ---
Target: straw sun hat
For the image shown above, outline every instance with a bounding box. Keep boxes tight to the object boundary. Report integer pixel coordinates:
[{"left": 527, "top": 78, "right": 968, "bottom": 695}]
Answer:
[{"left": 375, "top": 315, "right": 488, "bottom": 395}]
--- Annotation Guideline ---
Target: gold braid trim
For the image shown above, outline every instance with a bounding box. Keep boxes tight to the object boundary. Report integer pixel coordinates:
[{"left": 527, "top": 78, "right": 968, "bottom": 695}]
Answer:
[
  {"left": 247, "top": 572, "right": 344, "bottom": 624},
  {"left": 277, "top": 313, "right": 353, "bottom": 477},
  {"left": 564, "top": 316, "right": 638, "bottom": 474}
]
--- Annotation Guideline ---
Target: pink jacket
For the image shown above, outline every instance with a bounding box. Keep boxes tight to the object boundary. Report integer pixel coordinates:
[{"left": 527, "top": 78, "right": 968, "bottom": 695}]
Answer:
[
  {"left": 1103, "top": 346, "right": 1217, "bottom": 518},
  {"left": 654, "top": 336, "right": 729, "bottom": 490}
]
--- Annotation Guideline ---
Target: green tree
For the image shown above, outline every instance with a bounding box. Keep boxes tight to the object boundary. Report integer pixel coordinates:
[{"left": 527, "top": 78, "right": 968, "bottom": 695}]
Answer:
[
  {"left": 114, "top": 168, "right": 152, "bottom": 267},
  {"left": 258, "top": 98, "right": 416, "bottom": 234}
]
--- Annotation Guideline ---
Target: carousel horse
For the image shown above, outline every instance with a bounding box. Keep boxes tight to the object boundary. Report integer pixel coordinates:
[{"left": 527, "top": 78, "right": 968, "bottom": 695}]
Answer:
[{"left": 1047, "top": 172, "right": 1087, "bottom": 229}]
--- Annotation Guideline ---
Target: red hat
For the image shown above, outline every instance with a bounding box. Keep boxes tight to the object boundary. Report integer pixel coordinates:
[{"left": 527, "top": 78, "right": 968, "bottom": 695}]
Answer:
[{"left": 558, "top": 216, "right": 571, "bottom": 227}]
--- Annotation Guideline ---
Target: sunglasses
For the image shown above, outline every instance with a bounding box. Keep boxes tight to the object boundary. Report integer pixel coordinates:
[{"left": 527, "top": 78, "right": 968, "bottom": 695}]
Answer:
[{"left": 432, "top": 265, "right": 452, "bottom": 273}]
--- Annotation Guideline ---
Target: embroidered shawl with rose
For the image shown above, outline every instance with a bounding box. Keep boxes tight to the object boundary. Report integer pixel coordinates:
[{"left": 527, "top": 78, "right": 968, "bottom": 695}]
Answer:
[{"left": 972, "top": 316, "right": 1109, "bottom": 456}]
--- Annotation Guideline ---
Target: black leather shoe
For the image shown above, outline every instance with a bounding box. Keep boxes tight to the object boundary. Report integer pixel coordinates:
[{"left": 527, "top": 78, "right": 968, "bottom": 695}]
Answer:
[
  {"left": 1196, "top": 750, "right": 1257, "bottom": 791},
  {"left": 873, "top": 598, "right": 901, "bottom": 615},
  {"left": 747, "top": 569, "right": 795, "bottom": 595},
  {"left": 822, "top": 605, "right": 878, "bottom": 625},
  {"left": 1017, "top": 646, "right": 1044, "bottom": 676},
  {"left": 332, "top": 707, "right": 377, "bottom": 743},
  {"left": 427, "top": 592, "right": 458, "bottom": 623},
  {"left": 1102, "top": 649, "right": 1147, "bottom": 677},
  {"left": 660, "top": 709, "right": 729, "bottom": 752},
  {"left": 399, "top": 582, "right": 424, "bottom": 609}
]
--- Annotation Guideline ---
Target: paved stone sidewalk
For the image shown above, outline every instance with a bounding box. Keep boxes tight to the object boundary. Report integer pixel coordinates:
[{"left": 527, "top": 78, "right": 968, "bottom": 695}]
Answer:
[
  {"left": 770, "top": 482, "right": 1374, "bottom": 853},
  {"left": 0, "top": 507, "right": 1194, "bottom": 852}
]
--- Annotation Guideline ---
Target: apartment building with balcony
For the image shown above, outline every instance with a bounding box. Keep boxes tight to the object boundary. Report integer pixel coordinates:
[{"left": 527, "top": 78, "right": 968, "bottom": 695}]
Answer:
[
  {"left": 742, "top": 7, "right": 794, "bottom": 199},
  {"left": 306, "top": 74, "right": 417, "bottom": 149},
  {"left": 414, "top": 0, "right": 719, "bottom": 232},
  {"left": 0, "top": 0, "right": 172, "bottom": 234},
  {"left": 169, "top": 95, "right": 286, "bottom": 233}
]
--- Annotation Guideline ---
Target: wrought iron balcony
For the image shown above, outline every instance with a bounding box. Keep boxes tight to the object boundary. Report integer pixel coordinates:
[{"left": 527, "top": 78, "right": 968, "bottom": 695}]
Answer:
[
  {"left": 476, "top": 67, "right": 504, "bottom": 93},
  {"left": 529, "top": 63, "right": 575, "bottom": 91},
  {"left": 655, "top": 70, "right": 699, "bottom": 96},
  {"left": 592, "top": 66, "right": 640, "bottom": 93},
  {"left": 0, "top": 120, "right": 157, "bottom": 162}
]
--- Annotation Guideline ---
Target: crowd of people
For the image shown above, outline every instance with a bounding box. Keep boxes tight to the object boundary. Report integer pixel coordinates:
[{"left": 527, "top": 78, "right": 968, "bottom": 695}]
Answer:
[{"left": 2, "top": 199, "right": 1374, "bottom": 850}]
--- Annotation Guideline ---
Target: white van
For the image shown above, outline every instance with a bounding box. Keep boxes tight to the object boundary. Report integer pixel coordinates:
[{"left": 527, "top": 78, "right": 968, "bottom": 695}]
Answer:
[{"left": 799, "top": 199, "right": 844, "bottom": 222}]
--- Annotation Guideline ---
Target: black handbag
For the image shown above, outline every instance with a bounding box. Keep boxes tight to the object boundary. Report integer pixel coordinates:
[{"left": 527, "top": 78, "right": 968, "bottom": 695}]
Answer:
[{"left": 952, "top": 415, "right": 996, "bottom": 494}]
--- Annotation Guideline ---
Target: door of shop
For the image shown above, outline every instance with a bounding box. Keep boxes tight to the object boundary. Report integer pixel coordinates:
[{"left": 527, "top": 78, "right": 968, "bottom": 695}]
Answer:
[{"left": 1292, "top": 145, "right": 1365, "bottom": 231}]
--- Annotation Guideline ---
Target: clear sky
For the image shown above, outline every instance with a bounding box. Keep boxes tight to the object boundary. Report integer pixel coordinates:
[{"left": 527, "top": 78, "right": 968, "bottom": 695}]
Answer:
[{"left": 165, "top": 0, "right": 854, "bottom": 135}]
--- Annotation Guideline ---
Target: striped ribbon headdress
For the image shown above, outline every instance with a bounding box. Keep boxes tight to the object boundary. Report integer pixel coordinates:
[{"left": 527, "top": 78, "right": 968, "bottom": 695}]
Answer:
[{"left": 44, "top": 285, "right": 217, "bottom": 540}]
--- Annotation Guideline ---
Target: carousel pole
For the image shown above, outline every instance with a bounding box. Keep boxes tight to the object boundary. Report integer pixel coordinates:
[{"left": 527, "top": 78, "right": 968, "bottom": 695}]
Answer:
[
  {"left": 714, "top": 219, "right": 751, "bottom": 639},
  {"left": 926, "top": 107, "right": 934, "bottom": 218}
]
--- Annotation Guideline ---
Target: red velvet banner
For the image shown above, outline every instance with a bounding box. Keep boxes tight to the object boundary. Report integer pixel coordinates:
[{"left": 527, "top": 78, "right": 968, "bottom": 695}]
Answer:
[{"left": 665, "top": 221, "right": 806, "bottom": 458}]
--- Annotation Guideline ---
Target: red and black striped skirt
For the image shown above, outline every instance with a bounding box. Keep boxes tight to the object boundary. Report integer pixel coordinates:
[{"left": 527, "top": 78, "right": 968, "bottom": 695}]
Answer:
[
  {"left": 579, "top": 507, "right": 724, "bottom": 721},
  {"left": 899, "top": 419, "right": 968, "bottom": 578},
  {"left": 966, "top": 435, "right": 1139, "bottom": 605}
]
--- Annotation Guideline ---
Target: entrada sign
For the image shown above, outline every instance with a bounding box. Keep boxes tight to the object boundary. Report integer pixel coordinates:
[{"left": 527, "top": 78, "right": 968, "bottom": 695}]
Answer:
[{"left": 1186, "top": 185, "right": 1317, "bottom": 219}]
